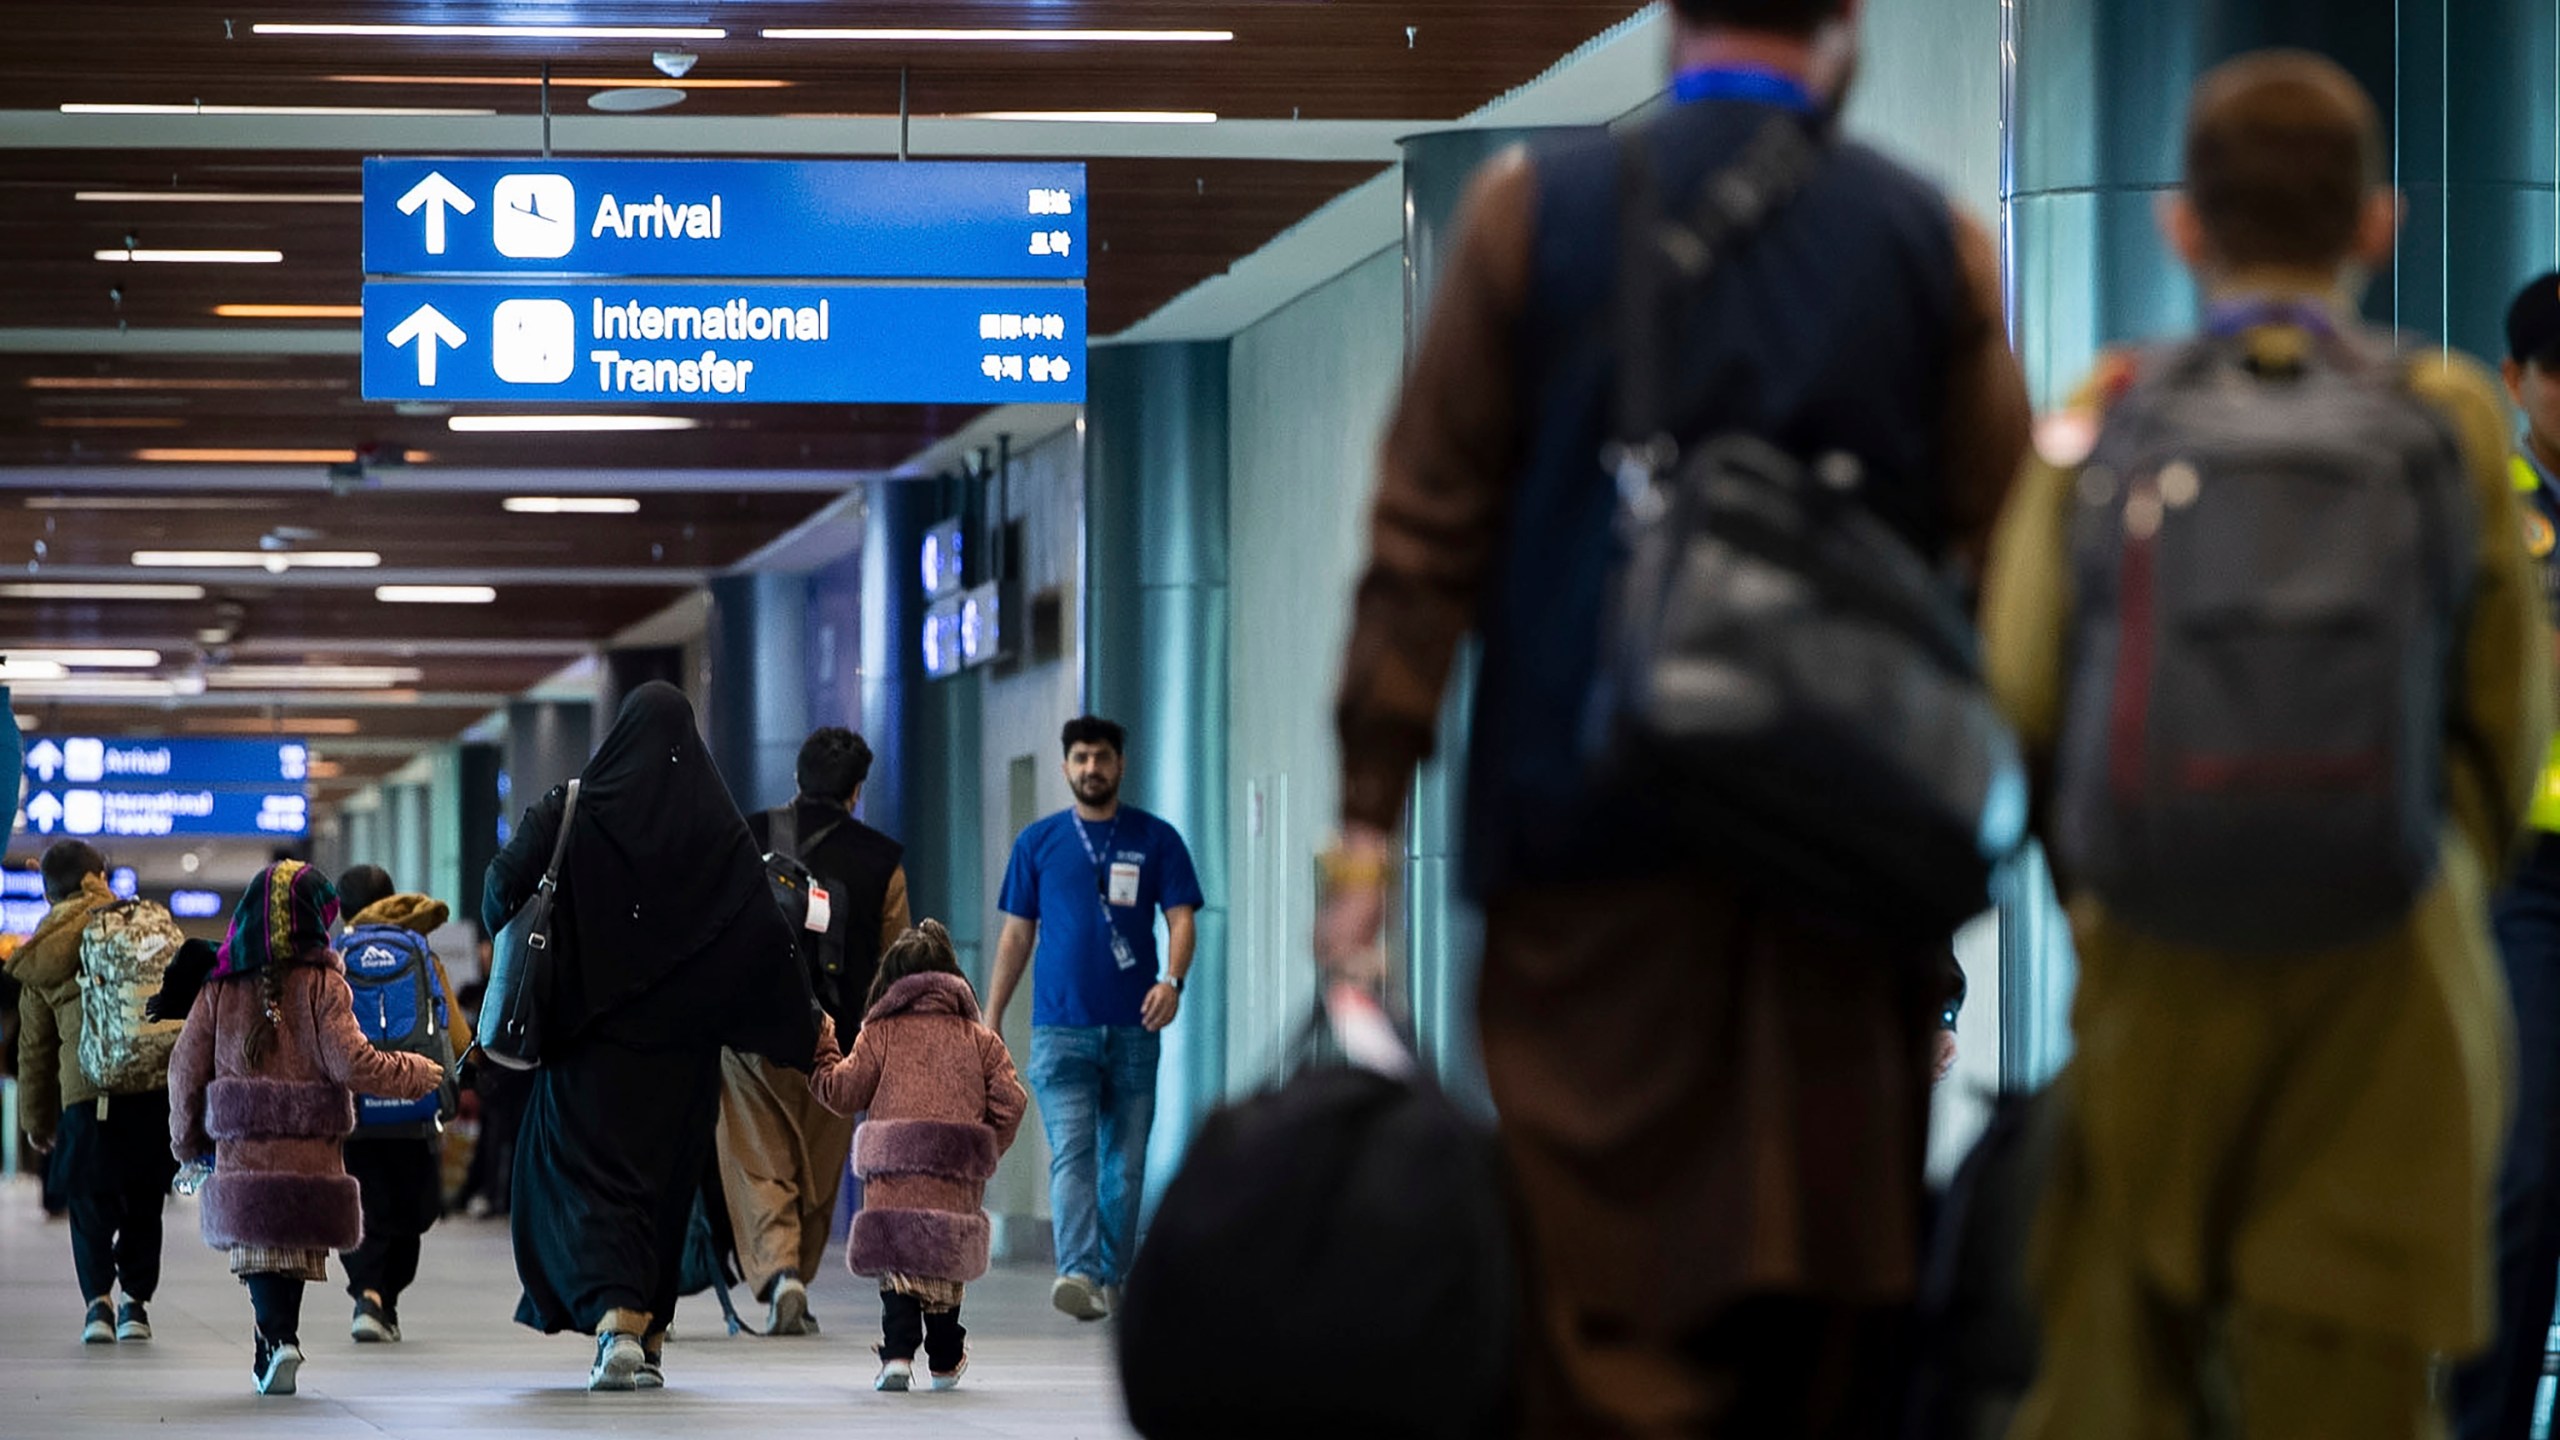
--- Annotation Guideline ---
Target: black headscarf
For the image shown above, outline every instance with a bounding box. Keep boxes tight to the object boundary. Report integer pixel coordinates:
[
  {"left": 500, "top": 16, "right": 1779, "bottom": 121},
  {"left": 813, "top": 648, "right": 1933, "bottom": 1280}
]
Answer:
[{"left": 551, "top": 682, "right": 814, "bottom": 1057}]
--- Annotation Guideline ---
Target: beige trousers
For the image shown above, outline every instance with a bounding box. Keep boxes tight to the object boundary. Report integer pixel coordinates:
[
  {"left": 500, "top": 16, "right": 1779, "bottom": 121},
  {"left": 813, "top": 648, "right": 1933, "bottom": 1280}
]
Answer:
[{"left": 714, "top": 1049, "right": 855, "bottom": 1299}]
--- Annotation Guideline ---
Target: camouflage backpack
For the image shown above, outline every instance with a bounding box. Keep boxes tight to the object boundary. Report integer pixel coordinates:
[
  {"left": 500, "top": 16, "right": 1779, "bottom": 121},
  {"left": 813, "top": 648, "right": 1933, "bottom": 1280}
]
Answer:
[{"left": 77, "top": 900, "right": 187, "bottom": 1093}]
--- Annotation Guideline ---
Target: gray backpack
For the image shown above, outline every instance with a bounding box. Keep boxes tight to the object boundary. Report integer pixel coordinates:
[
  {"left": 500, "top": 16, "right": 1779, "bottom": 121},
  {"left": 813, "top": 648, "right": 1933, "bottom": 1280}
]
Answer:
[{"left": 2053, "top": 326, "right": 2477, "bottom": 952}]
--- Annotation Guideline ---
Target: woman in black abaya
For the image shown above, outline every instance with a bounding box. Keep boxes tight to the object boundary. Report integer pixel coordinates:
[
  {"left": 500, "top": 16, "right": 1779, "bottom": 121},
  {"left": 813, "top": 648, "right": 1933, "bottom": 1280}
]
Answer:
[{"left": 482, "top": 682, "right": 817, "bottom": 1391}]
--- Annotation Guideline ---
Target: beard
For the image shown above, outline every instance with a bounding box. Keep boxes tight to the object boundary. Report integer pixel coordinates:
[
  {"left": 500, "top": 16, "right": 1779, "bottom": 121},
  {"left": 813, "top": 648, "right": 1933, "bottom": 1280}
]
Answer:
[{"left": 1075, "top": 773, "right": 1120, "bottom": 806}]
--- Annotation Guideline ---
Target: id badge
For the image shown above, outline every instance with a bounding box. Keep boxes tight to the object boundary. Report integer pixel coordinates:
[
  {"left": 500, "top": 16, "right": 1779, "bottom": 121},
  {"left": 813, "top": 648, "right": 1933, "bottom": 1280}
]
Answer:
[
  {"left": 1108, "top": 861, "right": 1142, "bottom": 908},
  {"left": 804, "top": 884, "right": 832, "bottom": 934},
  {"left": 1110, "top": 927, "right": 1141, "bottom": 972}
]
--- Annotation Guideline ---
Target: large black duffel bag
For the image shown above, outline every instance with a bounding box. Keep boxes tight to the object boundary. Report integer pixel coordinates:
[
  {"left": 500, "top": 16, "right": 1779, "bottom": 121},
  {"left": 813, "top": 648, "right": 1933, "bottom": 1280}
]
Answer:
[{"left": 1118, "top": 987, "right": 1515, "bottom": 1439}]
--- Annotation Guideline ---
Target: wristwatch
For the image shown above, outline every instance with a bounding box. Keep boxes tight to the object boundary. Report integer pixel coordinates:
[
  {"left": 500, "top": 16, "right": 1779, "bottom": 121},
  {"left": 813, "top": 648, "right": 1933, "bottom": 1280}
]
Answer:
[{"left": 1160, "top": 975, "right": 1186, "bottom": 994}]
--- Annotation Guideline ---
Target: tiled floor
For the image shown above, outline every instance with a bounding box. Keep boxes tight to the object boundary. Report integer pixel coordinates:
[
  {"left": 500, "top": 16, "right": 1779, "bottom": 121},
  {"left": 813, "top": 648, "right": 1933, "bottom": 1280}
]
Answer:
[{"left": 0, "top": 1177, "right": 1140, "bottom": 1438}]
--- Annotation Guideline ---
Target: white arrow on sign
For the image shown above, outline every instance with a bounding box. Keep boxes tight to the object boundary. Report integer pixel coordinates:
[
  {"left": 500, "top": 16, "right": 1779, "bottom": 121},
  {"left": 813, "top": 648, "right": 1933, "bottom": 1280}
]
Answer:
[
  {"left": 26, "top": 792, "right": 60, "bottom": 835},
  {"left": 26, "top": 739, "right": 61, "bottom": 783},
  {"left": 385, "top": 304, "right": 467, "bottom": 387},
  {"left": 396, "top": 172, "right": 477, "bottom": 255}
]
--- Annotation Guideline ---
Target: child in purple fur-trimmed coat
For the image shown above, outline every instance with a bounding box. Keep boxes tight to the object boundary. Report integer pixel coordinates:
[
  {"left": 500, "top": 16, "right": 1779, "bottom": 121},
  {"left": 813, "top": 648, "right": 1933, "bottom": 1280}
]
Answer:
[{"left": 809, "top": 920, "right": 1026, "bottom": 1393}]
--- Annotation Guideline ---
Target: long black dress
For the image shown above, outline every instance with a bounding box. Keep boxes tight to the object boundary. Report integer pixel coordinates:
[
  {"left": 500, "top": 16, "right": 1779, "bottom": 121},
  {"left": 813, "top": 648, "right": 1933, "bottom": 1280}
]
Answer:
[{"left": 482, "top": 682, "right": 817, "bottom": 1342}]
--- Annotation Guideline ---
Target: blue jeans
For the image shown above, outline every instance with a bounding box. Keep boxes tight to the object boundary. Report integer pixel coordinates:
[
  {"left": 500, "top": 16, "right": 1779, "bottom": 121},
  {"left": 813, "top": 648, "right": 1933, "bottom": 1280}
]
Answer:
[{"left": 1027, "top": 1026, "right": 1160, "bottom": 1288}]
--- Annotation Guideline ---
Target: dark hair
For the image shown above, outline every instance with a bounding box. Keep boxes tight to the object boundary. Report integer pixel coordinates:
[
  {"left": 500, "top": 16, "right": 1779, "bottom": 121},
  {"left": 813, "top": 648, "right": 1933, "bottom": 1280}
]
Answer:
[
  {"left": 1061, "top": 715, "right": 1127, "bottom": 759},
  {"left": 796, "top": 726, "right": 875, "bottom": 802},
  {"left": 1669, "top": 0, "right": 1847, "bottom": 34},
  {"left": 865, "top": 919, "right": 968, "bottom": 1012},
  {"left": 39, "top": 840, "right": 107, "bottom": 904},
  {"left": 336, "top": 863, "right": 396, "bottom": 919},
  {"left": 2185, "top": 50, "right": 2384, "bottom": 269}
]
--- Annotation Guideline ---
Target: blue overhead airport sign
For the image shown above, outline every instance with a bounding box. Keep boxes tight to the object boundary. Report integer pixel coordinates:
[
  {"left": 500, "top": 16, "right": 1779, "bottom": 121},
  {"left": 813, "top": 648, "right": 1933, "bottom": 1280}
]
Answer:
[
  {"left": 364, "top": 158, "right": 1086, "bottom": 281},
  {"left": 361, "top": 282, "right": 1085, "bottom": 404},
  {"left": 21, "top": 788, "right": 309, "bottom": 841},
  {"left": 17, "top": 736, "right": 311, "bottom": 840},
  {"left": 24, "top": 735, "right": 310, "bottom": 789}
]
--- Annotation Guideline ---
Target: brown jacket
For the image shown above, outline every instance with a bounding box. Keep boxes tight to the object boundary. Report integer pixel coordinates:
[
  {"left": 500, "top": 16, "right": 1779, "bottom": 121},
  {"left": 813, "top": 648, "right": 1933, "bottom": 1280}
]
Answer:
[
  {"left": 5, "top": 873, "right": 120, "bottom": 1146},
  {"left": 811, "top": 972, "right": 1027, "bottom": 1284},
  {"left": 167, "top": 950, "right": 442, "bottom": 1253}
]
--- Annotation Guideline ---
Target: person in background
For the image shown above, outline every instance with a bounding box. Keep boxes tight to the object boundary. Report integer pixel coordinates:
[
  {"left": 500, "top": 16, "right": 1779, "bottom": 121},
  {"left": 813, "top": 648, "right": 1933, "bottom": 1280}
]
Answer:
[
  {"left": 484, "top": 682, "right": 819, "bottom": 1392},
  {"left": 722, "top": 725, "right": 912, "bottom": 1337},
  {"left": 166, "top": 861, "right": 442, "bottom": 1396},
  {"left": 331, "top": 863, "right": 472, "bottom": 1346},
  {"left": 808, "top": 920, "right": 1027, "bottom": 1393},
  {"left": 8, "top": 840, "right": 172, "bottom": 1345},
  {"left": 1985, "top": 53, "right": 2550, "bottom": 1435},
  {"left": 987, "top": 716, "right": 1204, "bottom": 1323},
  {"left": 2452, "top": 274, "right": 2560, "bottom": 1440},
  {"left": 1316, "top": 0, "right": 2031, "bottom": 1426}
]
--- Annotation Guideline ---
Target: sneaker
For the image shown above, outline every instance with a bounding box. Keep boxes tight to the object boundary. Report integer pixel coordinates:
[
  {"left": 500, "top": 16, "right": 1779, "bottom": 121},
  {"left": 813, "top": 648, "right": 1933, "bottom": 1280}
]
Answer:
[
  {"left": 116, "top": 1301, "right": 152, "bottom": 1343},
  {"left": 254, "top": 1335, "right": 304, "bottom": 1396},
  {"left": 1050, "top": 1273, "right": 1109, "bottom": 1322},
  {"left": 873, "top": 1356, "right": 914, "bottom": 1392},
  {"left": 350, "top": 1295, "right": 399, "bottom": 1344},
  {"left": 766, "top": 1275, "right": 813, "bottom": 1337},
  {"left": 82, "top": 1299, "right": 115, "bottom": 1345},
  {"left": 923, "top": 1356, "right": 969, "bottom": 1392},
  {"left": 636, "top": 1350, "right": 665, "bottom": 1391},
  {"left": 588, "top": 1332, "right": 645, "bottom": 1392}
]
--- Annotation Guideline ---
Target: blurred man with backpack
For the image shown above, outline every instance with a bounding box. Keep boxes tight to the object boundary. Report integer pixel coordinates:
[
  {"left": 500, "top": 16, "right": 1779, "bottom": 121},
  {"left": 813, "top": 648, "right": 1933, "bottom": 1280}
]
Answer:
[
  {"left": 1983, "top": 52, "right": 2553, "bottom": 1435},
  {"left": 722, "top": 726, "right": 911, "bottom": 1336},
  {"left": 332, "top": 863, "right": 471, "bottom": 1344},
  {"left": 6, "top": 840, "right": 183, "bottom": 1345}
]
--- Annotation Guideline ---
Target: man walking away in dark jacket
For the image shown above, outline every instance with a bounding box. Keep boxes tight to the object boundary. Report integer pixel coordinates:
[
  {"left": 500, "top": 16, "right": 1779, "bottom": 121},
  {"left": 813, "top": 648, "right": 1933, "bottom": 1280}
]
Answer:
[
  {"left": 721, "top": 727, "right": 911, "bottom": 1336},
  {"left": 1317, "top": 0, "right": 2034, "bottom": 1430}
]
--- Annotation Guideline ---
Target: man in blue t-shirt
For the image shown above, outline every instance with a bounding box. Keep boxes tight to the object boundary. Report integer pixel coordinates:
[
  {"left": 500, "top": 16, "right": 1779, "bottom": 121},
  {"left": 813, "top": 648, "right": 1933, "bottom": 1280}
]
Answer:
[{"left": 988, "top": 715, "right": 1202, "bottom": 1322}]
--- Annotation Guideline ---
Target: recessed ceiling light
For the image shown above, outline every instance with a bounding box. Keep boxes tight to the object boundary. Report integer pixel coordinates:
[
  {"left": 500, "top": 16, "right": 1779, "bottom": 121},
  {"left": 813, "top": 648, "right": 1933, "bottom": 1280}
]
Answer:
[
  {"left": 449, "top": 415, "right": 699, "bottom": 433},
  {"left": 133, "top": 550, "right": 382, "bottom": 570},
  {"left": 207, "top": 665, "right": 422, "bottom": 688},
  {"left": 0, "top": 582, "right": 209, "bottom": 601},
  {"left": 76, "top": 190, "right": 362, "bottom": 204},
  {"left": 960, "top": 110, "right": 1219, "bottom": 124},
  {"left": 762, "top": 27, "right": 1233, "bottom": 42},
  {"left": 213, "top": 304, "right": 363, "bottom": 319},
  {"left": 503, "top": 497, "right": 642, "bottom": 515},
  {"left": 377, "top": 585, "right": 497, "bottom": 604},
  {"left": 96, "top": 249, "right": 285, "bottom": 264},
  {"left": 255, "top": 23, "right": 727, "bottom": 40},
  {"left": 323, "top": 74, "right": 788, "bottom": 90},
  {"left": 62, "top": 103, "right": 497, "bottom": 117},
  {"left": 11, "top": 649, "right": 162, "bottom": 669},
  {"left": 589, "top": 87, "right": 687, "bottom": 113}
]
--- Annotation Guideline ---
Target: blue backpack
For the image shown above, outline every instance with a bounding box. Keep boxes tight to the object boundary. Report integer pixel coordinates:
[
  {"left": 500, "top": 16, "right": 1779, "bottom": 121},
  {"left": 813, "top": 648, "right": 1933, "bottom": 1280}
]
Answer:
[{"left": 342, "top": 923, "right": 456, "bottom": 1136}]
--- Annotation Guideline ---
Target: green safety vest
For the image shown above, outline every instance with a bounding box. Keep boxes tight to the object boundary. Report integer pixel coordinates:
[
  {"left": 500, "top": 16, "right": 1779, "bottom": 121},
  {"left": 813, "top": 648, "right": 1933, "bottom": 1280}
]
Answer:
[{"left": 2515, "top": 453, "right": 2560, "bottom": 833}]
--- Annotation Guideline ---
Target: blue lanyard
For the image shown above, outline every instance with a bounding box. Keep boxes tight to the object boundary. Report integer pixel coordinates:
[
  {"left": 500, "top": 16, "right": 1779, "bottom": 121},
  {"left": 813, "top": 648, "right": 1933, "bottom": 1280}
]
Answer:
[
  {"left": 2205, "top": 298, "right": 2338, "bottom": 340},
  {"left": 1672, "top": 65, "right": 1819, "bottom": 114},
  {"left": 1076, "top": 815, "right": 1122, "bottom": 895}
]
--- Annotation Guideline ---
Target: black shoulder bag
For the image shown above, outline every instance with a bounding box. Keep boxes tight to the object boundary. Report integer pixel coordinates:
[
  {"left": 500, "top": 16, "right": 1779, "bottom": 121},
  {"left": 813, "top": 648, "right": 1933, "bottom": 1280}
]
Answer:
[
  {"left": 763, "top": 804, "right": 849, "bottom": 1015},
  {"left": 1585, "top": 115, "right": 2030, "bottom": 938},
  {"left": 478, "top": 778, "right": 579, "bottom": 1071}
]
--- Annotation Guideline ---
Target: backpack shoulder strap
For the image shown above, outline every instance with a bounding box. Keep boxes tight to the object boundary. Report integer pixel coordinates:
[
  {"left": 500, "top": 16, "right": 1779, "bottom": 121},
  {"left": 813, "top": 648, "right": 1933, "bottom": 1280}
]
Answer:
[
  {"left": 540, "top": 780, "right": 581, "bottom": 886},
  {"left": 767, "top": 804, "right": 798, "bottom": 860}
]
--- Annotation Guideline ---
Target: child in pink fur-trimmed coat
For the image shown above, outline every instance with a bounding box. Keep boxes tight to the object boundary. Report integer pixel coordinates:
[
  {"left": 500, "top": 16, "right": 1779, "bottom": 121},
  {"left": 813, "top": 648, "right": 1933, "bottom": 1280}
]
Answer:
[{"left": 810, "top": 919, "right": 1026, "bottom": 1393}]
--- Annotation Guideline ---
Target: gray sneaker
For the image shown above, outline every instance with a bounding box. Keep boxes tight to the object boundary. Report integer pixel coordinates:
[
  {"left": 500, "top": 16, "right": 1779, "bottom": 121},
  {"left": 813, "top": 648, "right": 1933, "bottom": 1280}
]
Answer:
[
  {"left": 766, "top": 1275, "right": 814, "bottom": 1337},
  {"left": 1049, "top": 1273, "right": 1109, "bottom": 1322},
  {"left": 82, "top": 1299, "right": 115, "bottom": 1345},
  {"left": 588, "top": 1332, "right": 645, "bottom": 1392}
]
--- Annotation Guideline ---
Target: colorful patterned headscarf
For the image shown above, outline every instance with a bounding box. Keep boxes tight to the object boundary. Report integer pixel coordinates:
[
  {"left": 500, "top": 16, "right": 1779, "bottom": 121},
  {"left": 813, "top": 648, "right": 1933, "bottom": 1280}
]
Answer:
[{"left": 211, "top": 859, "right": 339, "bottom": 979}]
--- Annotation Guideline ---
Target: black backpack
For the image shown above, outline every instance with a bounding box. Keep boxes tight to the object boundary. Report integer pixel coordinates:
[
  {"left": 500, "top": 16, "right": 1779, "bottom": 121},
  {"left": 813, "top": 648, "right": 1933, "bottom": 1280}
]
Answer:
[
  {"left": 2052, "top": 328, "right": 2476, "bottom": 952},
  {"left": 762, "top": 805, "right": 848, "bottom": 1015},
  {"left": 1585, "top": 114, "right": 2029, "bottom": 937},
  {"left": 1118, "top": 996, "right": 1515, "bottom": 1439}
]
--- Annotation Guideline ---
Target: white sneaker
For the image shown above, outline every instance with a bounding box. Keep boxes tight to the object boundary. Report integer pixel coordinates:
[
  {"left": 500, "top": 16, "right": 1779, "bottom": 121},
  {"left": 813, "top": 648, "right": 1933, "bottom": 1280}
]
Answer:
[
  {"left": 256, "top": 1342, "right": 304, "bottom": 1396},
  {"left": 766, "top": 1276, "right": 813, "bottom": 1337},
  {"left": 1050, "top": 1273, "right": 1109, "bottom": 1322},
  {"left": 588, "top": 1332, "right": 645, "bottom": 1392},
  {"left": 873, "top": 1357, "right": 913, "bottom": 1392},
  {"left": 923, "top": 1356, "right": 969, "bottom": 1392}
]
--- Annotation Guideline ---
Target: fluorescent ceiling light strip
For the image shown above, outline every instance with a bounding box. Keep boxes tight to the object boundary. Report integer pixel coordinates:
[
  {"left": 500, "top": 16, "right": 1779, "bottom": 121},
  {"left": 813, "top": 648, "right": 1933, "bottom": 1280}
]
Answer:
[
  {"left": 25, "top": 499, "right": 286, "bottom": 513},
  {"left": 27, "top": 377, "right": 343, "bottom": 391},
  {"left": 323, "top": 74, "right": 788, "bottom": 89},
  {"left": 207, "top": 666, "right": 422, "bottom": 687},
  {"left": 503, "top": 496, "right": 642, "bottom": 515},
  {"left": 376, "top": 585, "right": 497, "bottom": 604},
  {"left": 961, "top": 110, "right": 1218, "bottom": 124},
  {"left": 132, "top": 550, "right": 381, "bottom": 569},
  {"left": 0, "top": 583, "right": 207, "bottom": 601},
  {"left": 96, "top": 249, "right": 285, "bottom": 264},
  {"left": 450, "top": 415, "right": 697, "bottom": 433},
  {"left": 255, "top": 23, "right": 726, "bottom": 40},
  {"left": 213, "top": 304, "right": 362, "bottom": 319},
  {"left": 76, "top": 190, "right": 361, "bottom": 204},
  {"left": 0, "top": 662, "right": 69, "bottom": 681},
  {"left": 130, "top": 448, "right": 427, "bottom": 463},
  {"left": 36, "top": 417, "right": 186, "bottom": 430},
  {"left": 763, "top": 28, "right": 1233, "bottom": 42},
  {"left": 7, "top": 677, "right": 203, "bottom": 699},
  {"left": 62, "top": 103, "right": 497, "bottom": 117},
  {"left": 11, "top": 649, "right": 161, "bottom": 669}
]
